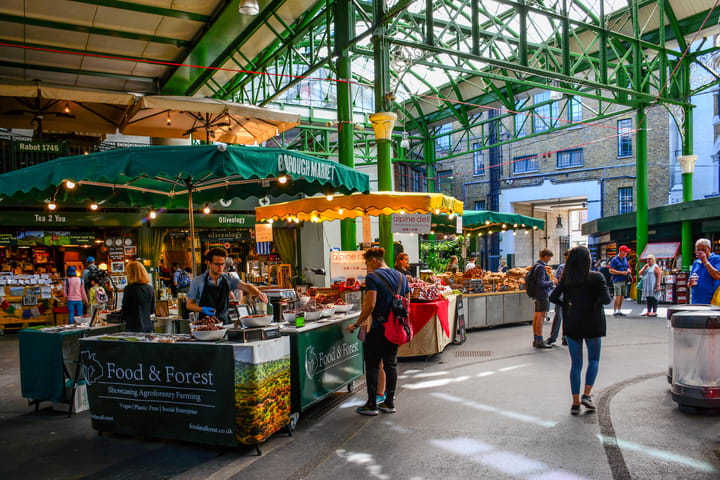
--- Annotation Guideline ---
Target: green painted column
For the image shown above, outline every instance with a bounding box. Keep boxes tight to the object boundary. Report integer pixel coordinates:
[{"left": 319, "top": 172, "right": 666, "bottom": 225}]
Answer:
[
  {"left": 372, "top": 0, "right": 394, "bottom": 265},
  {"left": 635, "top": 106, "right": 648, "bottom": 269},
  {"left": 425, "top": 137, "right": 436, "bottom": 244},
  {"left": 680, "top": 60, "right": 695, "bottom": 271},
  {"left": 335, "top": 0, "right": 356, "bottom": 250}
]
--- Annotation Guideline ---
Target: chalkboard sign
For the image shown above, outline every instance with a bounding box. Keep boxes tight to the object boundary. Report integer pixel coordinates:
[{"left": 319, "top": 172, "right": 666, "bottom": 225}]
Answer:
[{"left": 453, "top": 294, "right": 466, "bottom": 345}]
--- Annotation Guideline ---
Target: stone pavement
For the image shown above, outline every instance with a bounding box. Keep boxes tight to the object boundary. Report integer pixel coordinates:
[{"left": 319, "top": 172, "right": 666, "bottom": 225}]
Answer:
[{"left": 1, "top": 300, "right": 719, "bottom": 479}]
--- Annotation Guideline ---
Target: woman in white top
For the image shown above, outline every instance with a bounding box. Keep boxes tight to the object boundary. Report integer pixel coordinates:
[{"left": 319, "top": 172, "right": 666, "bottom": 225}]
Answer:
[{"left": 639, "top": 254, "right": 662, "bottom": 317}]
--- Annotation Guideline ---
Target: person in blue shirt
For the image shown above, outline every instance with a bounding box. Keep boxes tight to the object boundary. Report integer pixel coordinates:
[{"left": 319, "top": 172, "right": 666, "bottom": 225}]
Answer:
[
  {"left": 608, "top": 245, "right": 632, "bottom": 316},
  {"left": 689, "top": 238, "right": 720, "bottom": 304},
  {"left": 348, "top": 247, "right": 410, "bottom": 416},
  {"left": 186, "top": 248, "right": 267, "bottom": 323}
]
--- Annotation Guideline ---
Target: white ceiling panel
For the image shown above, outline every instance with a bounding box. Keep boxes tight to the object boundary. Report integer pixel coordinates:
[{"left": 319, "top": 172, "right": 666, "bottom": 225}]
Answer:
[
  {"left": 0, "top": 0, "right": 23, "bottom": 14},
  {"left": 0, "top": 45, "right": 26, "bottom": 62},
  {"left": 0, "top": 21, "right": 28, "bottom": 39},
  {"left": 25, "top": 25, "right": 90, "bottom": 49},
  {"left": 92, "top": 7, "right": 163, "bottom": 37},
  {"left": 171, "top": 0, "right": 219, "bottom": 15},
  {"left": 85, "top": 35, "right": 150, "bottom": 58},
  {"left": 130, "top": 61, "right": 168, "bottom": 77},
  {"left": 79, "top": 56, "right": 137, "bottom": 75},
  {"left": 25, "top": 0, "right": 97, "bottom": 25},
  {"left": 154, "top": 16, "right": 203, "bottom": 39},
  {"left": 26, "top": 49, "right": 83, "bottom": 69}
]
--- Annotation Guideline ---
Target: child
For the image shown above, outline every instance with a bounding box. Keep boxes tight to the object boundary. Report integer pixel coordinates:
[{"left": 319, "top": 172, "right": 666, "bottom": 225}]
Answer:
[{"left": 88, "top": 277, "right": 108, "bottom": 319}]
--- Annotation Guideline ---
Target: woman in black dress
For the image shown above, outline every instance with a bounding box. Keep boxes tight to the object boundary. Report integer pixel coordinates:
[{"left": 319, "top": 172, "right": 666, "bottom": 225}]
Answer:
[
  {"left": 549, "top": 246, "right": 611, "bottom": 415},
  {"left": 121, "top": 261, "right": 156, "bottom": 333}
]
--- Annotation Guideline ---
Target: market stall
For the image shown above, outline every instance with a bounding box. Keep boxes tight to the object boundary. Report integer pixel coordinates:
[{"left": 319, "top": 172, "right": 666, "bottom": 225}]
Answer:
[
  {"left": 637, "top": 242, "right": 682, "bottom": 304},
  {"left": 79, "top": 332, "right": 290, "bottom": 453},
  {"left": 0, "top": 274, "right": 59, "bottom": 332},
  {"left": 280, "top": 312, "right": 363, "bottom": 425},
  {"left": 19, "top": 322, "right": 122, "bottom": 413},
  {"left": 257, "top": 191, "right": 465, "bottom": 357}
]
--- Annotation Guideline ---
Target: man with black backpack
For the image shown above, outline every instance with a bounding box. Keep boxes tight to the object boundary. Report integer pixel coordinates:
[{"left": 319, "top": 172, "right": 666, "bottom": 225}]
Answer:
[
  {"left": 81, "top": 256, "right": 99, "bottom": 297},
  {"left": 527, "top": 248, "right": 555, "bottom": 349},
  {"left": 348, "top": 247, "right": 410, "bottom": 416}
]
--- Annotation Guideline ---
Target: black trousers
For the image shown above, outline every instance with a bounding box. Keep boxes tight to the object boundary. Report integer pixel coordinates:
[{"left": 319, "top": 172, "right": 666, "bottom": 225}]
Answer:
[
  {"left": 646, "top": 295, "right": 658, "bottom": 313},
  {"left": 363, "top": 326, "right": 399, "bottom": 408}
]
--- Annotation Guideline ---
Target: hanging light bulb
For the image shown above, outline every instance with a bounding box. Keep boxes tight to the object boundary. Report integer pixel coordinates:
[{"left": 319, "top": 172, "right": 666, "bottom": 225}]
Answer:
[
  {"left": 521, "top": 223, "right": 526, "bottom": 227},
  {"left": 400, "top": 131, "right": 410, "bottom": 149},
  {"left": 278, "top": 176, "right": 288, "bottom": 184},
  {"left": 203, "top": 204, "right": 211, "bottom": 214},
  {"left": 435, "top": 209, "right": 440, "bottom": 214},
  {"left": 63, "top": 103, "right": 71, "bottom": 114},
  {"left": 512, "top": 231, "right": 517, "bottom": 236},
  {"left": 485, "top": 220, "right": 490, "bottom": 225},
  {"left": 326, "top": 194, "right": 334, "bottom": 201},
  {"left": 338, "top": 208, "right": 344, "bottom": 215},
  {"left": 48, "top": 199, "right": 57, "bottom": 211},
  {"left": 449, "top": 213, "right": 454, "bottom": 220},
  {"left": 502, "top": 224, "right": 507, "bottom": 229},
  {"left": 513, "top": 223, "right": 518, "bottom": 228},
  {"left": 166, "top": 112, "right": 171, "bottom": 125},
  {"left": 488, "top": 230, "right": 493, "bottom": 234},
  {"left": 149, "top": 209, "right": 157, "bottom": 219},
  {"left": 533, "top": 225, "right": 538, "bottom": 230},
  {"left": 268, "top": 219, "right": 274, "bottom": 224},
  {"left": 525, "top": 229, "right": 529, "bottom": 235},
  {"left": 238, "top": 0, "right": 259, "bottom": 15},
  {"left": 400, "top": 209, "right": 405, "bottom": 214},
  {"left": 65, "top": 180, "right": 76, "bottom": 190},
  {"left": 89, "top": 201, "right": 98, "bottom": 211}
]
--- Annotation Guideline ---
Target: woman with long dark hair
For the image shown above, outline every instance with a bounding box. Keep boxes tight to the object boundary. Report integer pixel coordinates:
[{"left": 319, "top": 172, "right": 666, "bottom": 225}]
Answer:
[{"left": 549, "top": 246, "right": 611, "bottom": 415}]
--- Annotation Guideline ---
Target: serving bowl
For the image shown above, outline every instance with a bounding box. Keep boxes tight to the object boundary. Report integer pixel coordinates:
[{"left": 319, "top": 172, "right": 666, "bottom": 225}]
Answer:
[
  {"left": 320, "top": 306, "right": 335, "bottom": 317},
  {"left": 303, "top": 310, "right": 322, "bottom": 321},
  {"left": 241, "top": 314, "right": 274, "bottom": 328},
  {"left": 191, "top": 328, "right": 226, "bottom": 341},
  {"left": 282, "top": 311, "right": 297, "bottom": 323},
  {"left": 333, "top": 303, "right": 352, "bottom": 313}
]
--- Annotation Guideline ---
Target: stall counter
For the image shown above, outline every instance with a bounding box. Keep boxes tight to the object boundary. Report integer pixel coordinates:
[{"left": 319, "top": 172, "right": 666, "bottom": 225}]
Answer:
[
  {"left": 462, "top": 291, "right": 535, "bottom": 329},
  {"left": 399, "top": 295, "right": 458, "bottom": 358},
  {"left": 280, "top": 312, "right": 364, "bottom": 418},
  {"left": 79, "top": 335, "right": 290, "bottom": 451}
]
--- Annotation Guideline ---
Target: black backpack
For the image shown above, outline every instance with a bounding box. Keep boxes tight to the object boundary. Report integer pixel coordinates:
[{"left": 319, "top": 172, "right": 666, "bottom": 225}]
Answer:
[{"left": 525, "top": 264, "right": 541, "bottom": 298}]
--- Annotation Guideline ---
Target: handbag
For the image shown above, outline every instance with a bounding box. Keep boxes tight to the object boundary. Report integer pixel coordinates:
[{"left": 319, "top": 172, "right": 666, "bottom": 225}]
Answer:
[
  {"left": 370, "top": 271, "right": 413, "bottom": 345},
  {"left": 712, "top": 285, "right": 720, "bottom": 307}
]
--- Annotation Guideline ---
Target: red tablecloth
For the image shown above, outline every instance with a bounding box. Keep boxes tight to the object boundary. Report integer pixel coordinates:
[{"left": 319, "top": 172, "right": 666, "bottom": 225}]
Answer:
[{"left": 409, "top": 299, "right": 449, "bottom": 337}]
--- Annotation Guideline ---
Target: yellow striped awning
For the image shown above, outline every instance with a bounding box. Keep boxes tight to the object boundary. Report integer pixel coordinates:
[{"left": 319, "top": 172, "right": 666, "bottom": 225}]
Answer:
[{"left": 255, "top": 192, "right": 464, "bottom": 223}]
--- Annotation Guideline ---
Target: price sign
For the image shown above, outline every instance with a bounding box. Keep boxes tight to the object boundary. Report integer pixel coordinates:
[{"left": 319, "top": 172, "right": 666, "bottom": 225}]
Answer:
[
  {"left": 330, "top": 250, "right": 367, "bottom": 281},
  {"left": 456, "top": 215, "right": 462, "bottom": 234},
  {"left": 255, "top": 223, "right": 273, "bottom": 242}
]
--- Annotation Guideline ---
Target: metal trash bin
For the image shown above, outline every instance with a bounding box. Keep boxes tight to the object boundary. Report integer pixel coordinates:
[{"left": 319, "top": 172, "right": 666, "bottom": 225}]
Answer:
[
  {"left": 670, "top": 310, "right": 720, "bottom": 412},
  {"left": 666, "top": 305, "right": 720, "bottom": 384}
]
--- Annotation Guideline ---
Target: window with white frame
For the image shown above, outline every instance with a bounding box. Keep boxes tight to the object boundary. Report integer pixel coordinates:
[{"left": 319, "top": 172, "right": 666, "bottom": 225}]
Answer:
[
  {"left": 436, "top": 123, "right": 452, "bottom": 154},
  {"left": 437, "top": 169, "right": 453, "bottom": 195},
  {"left": 617, "top": 119, "right": 633, "bottom": 157},
  {"left": 513, "top": 154, "right": 538, "bottom": 174},
  {"left": 557, "top": 148, "right": 583, "bottom": 168},
  {"left": 569, "top": 97, "right": 582, "bottom": 123},
  {"left": 514, "top": 97, "right": 528, "bottom": 137},
  {"left": 472, "top": 142, "right": 485, "bottom": 176},
  {"left": 618, "top": 186, "right": 633, "bottom": 214},
  {"left": 533, "top": 91, "right": 557, "bottom": 133}
]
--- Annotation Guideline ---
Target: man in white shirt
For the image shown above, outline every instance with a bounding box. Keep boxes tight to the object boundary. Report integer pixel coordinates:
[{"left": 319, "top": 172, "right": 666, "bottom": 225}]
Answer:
[{"left": 464, "top": 253, "right": 478, "bottom": 272}]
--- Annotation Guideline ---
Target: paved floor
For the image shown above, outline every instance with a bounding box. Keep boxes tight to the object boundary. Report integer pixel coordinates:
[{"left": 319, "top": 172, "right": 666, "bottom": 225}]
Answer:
[{"left": 1, "top": 300, "right": 719, "bottom": 479}]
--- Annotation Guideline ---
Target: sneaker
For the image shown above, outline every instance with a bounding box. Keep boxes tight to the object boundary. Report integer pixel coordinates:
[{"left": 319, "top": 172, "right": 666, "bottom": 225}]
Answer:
[
  {"left": 534, "top": 341, "right": 552, "bottom": 349},
  {"left": 376, "top": 394, "right": 386, "bottom": 404},
  {"left": 581, "top": 395, "right": 596, "bottom": 411},
  {"left": 612, "top": 312, "right": 620, "bottom": 317},
  {"left": 561, "top": 338, "right": 568, "bottom": 346},
  {"left": 616, "top": 312, "right": 626, "bottom": 317},
  {"left": 356, "top": 405, "right": 379, "bottom": 416},
  {"left": 640, "top": 312, "right": 648, "bottom": 316},
  {"left": 378, "top": 401, "right": 396, "bottom": 413},
  {"left": 571, "top": 404, "right": 580, "bottom": 416},
  {"left": 545, "top": 337, "right": 556, "bottom": 345}
]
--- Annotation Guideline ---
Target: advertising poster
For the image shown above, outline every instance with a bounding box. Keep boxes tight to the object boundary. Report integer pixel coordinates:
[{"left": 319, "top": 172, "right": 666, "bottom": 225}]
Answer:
[
  {"left": 330, "top": 250, "right": 367, "bottom": 281},
  {"left": 391, "top": 213, "right": 431, "bottom": 234}
]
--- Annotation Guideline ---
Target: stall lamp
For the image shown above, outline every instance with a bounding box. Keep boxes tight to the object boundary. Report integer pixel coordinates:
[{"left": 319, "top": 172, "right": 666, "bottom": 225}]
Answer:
[
  {"left": 521, "top": 223, "right": 525, "bottom": 227},
  {"left": 533, "top": 225, "right": 538, "bottom": 230},
  {"left": 488, "top": 230, "right": 493, "bottom": 234},
  {"left": 65, "top": 180, "right": 76, "bottom": 190},
  {"left": 268, "top": 219, "right": 274, "bottom": 224},
  {"left": 338, "top": 208, "right": 344, "bottom": 215},
  {"left": 278, "top": 176, "right": 288, "bottom": 184},
  {"left": 63, "top": 104, "right": 71, "bottom": 114},
  {"left": 435, "top": 209, "right": 440, "bottom": 214},
  {"left": 149, "top": 209, "right": 157, "bottom": 219},
  {"left": 430, "top": 230, "right": 434, "bottom": 234},
  {"left": 502, "top": 224, "right": 506, "bottom": 229},
  {"left": 326, "top": 194, "right": 334, "bottom": 201},
  {"left": 166, "top": 112, "right": 171, "bottom": 125},
  {"left": 485, "top": 220, "right": 490, "bottom": 225},
  {"left": 400, "top": 209, "right": 405, "bottom": 214},
  {"left": 48, "top": 200, "right": 57, "bottom": 211},
  {"left": 203, "top": 204, "right": 211, "bottom": 214},
  {"left": 94, "top": 239, "right": 103, "bottom": 244},
  {"left": 525, "top": 230, "right": 529, "bottom": 235},
  {"left": 514, "top": 223, "right": 518, "bottom": 228},
  {"left": 89, "top": 201, "right": 98, "bottom": 211},
  {"left": 513, "top": 231, "right": 517, "bottom": 236},
  {"left": 449, "top": 213, "right": 454, "bottom": 220},
  {"left": 238, "top": 0, "right": 260, "bottom": 15}
]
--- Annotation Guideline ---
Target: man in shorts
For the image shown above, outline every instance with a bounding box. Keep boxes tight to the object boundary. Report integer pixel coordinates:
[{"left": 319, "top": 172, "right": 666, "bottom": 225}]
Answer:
[
  {"left": 609, "top": 245, "right": 632, "bottom": 316},
  {"left": 532, "top": 248, "right": 555, "bottom": 349}
]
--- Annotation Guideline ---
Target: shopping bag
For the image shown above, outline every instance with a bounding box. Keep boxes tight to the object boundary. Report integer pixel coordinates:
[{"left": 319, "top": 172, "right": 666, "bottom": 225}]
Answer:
[{"left": 711, "top": 285, "right": 720, "bottom": 307}]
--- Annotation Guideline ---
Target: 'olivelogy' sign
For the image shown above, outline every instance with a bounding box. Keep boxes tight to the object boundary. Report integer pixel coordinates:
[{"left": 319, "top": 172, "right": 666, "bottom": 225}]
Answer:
[{"left": 277, "top": 154, "right": 335, "bottom": 181}]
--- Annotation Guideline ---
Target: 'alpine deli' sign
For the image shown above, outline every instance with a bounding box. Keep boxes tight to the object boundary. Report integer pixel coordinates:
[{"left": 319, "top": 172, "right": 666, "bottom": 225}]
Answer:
[
  {"left": 391, "top": 213, "right": 432, "bottom": 234},
  {"left": 277, "top": 153, "right": 335, "bottom": 181}
]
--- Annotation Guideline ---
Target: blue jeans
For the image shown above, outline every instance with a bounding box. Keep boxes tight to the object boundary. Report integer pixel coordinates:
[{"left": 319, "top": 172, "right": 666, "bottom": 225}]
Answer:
[
  {"left": 566, "top": 337, "right": 601, "bottom": 395},
  {"left": 67, "top": 301, "right": 84, "bottom": 324},
  {"left": 548, "top": 306, "right": 563, "bottom": 341}
]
